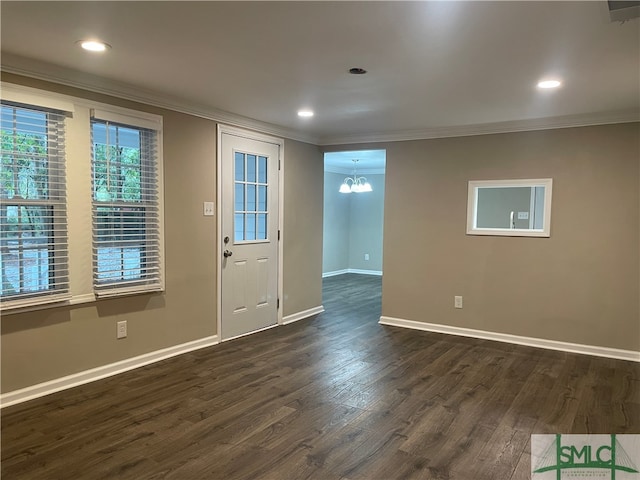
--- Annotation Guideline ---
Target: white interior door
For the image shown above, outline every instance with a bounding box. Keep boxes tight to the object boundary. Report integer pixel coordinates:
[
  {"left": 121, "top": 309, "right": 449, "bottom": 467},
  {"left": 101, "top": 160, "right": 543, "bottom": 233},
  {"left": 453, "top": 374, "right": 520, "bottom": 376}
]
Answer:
[{"left": 219, "top": 128, "right": 280, "bottom": 340}]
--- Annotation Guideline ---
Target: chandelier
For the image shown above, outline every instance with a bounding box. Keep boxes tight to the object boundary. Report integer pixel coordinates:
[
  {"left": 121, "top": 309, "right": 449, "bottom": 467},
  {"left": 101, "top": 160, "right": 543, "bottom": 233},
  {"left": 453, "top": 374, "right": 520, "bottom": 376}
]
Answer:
[{"left": 339, "top": 159, "right": 372, "bottom": 193}]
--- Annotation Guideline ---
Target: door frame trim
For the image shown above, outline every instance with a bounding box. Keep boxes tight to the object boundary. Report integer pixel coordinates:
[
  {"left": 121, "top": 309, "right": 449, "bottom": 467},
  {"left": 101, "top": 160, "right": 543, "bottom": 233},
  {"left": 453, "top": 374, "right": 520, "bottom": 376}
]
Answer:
[{"left": 216, "top": 124, "right": 284, "bottom": 341}]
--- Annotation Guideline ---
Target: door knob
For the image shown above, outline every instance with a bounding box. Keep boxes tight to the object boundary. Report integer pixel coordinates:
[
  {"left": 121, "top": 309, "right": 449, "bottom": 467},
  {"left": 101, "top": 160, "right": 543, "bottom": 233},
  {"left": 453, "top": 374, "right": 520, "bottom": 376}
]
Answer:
[{"left": 223, "top": 250, "right": 233, "bottom": 258}]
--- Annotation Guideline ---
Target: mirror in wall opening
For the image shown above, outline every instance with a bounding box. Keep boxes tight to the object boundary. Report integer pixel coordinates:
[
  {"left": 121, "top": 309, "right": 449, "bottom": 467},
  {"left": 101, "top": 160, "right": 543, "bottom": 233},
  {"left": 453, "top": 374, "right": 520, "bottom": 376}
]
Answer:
[{"left": 467, "top": 179, "right": 553, "bottom": 237}]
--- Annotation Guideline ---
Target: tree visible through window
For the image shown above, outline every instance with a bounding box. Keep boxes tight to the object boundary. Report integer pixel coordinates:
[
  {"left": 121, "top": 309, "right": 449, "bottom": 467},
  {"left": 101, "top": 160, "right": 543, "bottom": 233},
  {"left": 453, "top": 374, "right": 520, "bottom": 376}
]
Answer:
[
  {"left": 0, "top": 103, "right": 68, "bottom": 300},
  {"left": 91, "top": 118, "right": 160, "bottom": 293}
]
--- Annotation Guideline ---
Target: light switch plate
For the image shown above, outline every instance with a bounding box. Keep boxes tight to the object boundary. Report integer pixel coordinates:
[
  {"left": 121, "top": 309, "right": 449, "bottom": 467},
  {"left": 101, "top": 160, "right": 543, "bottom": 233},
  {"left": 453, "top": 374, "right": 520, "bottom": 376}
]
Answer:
[
  {"left": 203, "top": 201, "right": 215, "bottom": 216},
  {"left": 117, "top": 320, "right": 127, "bottom": 339}
]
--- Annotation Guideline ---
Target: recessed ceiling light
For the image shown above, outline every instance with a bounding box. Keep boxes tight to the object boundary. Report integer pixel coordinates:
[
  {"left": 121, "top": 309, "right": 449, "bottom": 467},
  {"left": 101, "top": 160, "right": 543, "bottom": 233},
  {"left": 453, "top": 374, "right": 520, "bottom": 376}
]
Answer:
[
  {"left": 78, "top": 40, "right": 111, "bottom": 52},
  {"left": 349, "top": 67, "right": 367, "bottom": 75},
  {"left": 298, "top": 109, "right": 314, "bottom": 118},
  {"left": 537, "top": 79, "right": 562, "bottom": 89}
]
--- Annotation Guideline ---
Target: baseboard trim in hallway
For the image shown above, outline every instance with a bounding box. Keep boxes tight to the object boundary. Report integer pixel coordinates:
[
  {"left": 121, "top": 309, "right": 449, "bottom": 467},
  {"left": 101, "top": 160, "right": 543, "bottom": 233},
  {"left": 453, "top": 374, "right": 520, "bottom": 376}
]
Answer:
[
  {"left": 379, "top": 316, "right": 640, "bottom": 362},
  {"left": 0, "top": 335, "right": 219, "bottom": 409},
  {"left": 322, "top": 269, "right": 382, "bottom": 278},
  {"left": 282, "top": 305, "right": 325, "bottom": 325}
]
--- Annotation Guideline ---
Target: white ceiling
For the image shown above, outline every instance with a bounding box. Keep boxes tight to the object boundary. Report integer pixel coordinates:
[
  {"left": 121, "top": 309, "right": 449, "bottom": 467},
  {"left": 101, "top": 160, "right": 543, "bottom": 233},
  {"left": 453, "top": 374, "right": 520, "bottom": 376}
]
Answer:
[{"left": 1, "top": 1, "right": 638, "bottom": 146}]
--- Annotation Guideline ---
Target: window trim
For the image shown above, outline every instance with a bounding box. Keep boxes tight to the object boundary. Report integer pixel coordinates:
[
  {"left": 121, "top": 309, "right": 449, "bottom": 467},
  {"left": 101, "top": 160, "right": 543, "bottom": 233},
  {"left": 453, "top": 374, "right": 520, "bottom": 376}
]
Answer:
[
  {"left": 90, "top": 113, "right": 164, "bottom": 297},
  {"left": 0, "top": 83, "right": 164, "bottom": 313},
  {"left": 0, "top": 100, "right": 72, "bottom": 311}
]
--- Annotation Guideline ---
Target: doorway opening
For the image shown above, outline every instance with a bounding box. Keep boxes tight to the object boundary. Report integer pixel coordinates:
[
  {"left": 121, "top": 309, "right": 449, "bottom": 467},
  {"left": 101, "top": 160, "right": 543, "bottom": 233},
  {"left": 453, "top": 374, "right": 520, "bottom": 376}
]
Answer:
[{"left": 322, "top": 149, "right": 385, "bottom": 316}]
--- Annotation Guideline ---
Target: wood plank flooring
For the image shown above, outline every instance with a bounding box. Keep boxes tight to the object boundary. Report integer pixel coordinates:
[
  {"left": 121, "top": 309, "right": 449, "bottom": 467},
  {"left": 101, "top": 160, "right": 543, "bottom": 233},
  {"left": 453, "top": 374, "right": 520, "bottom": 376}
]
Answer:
[{"left": 2, "top": 273, "right": 639, "bottom": 479}]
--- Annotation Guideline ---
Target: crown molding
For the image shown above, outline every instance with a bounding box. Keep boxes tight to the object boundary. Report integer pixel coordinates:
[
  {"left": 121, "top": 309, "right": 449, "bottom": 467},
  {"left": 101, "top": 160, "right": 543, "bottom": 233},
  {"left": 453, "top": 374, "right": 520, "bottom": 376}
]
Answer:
[
  {"left": 3, "top": 54, "right": 637, "bottom": 149},
  {"left": 318, "top": 109, "right": 640, "bottom": 146},
  {"left": 1, "top": 54, "right": 319, "bottom": 145}
]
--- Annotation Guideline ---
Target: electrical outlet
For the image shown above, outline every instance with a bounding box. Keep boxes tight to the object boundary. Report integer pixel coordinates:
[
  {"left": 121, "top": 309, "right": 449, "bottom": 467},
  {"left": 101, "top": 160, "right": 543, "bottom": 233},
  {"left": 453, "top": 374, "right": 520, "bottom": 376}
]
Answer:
[
  {"left": 117, "top": 320, "right": 127, "bottom": 339},
  {"left": 454, "top": 296, "right": 463, "bottom": 309},
  {"left": 364, "top": 253, "right": 370, "bottom": 261}
]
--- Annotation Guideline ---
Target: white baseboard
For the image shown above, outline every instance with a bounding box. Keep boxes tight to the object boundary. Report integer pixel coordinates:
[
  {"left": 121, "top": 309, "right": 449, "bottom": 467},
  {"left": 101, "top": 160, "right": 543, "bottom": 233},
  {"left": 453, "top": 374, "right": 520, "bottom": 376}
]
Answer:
[
  {"left": 348, "top": 269, "right": 383, "bottom": 276},
  {"left": 379, "top": 316, "right": 640, "bottom": 362},
  {"left": 283, "top": 305, "right": 325, "bottom": 325},
  {"left": 322, "top": 269, "right": 349, "bottom": 278},
  {"left": 322, "top": 269, "right": 382, "bottom": 278},
  {"left": 0, "top": 335, "right": 219, "bottom": 409}
]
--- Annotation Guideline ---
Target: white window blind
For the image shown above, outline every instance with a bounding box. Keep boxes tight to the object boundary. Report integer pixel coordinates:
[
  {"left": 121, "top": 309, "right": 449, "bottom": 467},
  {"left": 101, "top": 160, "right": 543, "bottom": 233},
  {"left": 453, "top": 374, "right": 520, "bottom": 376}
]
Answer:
[
  {"left": 0, "top": 101, "right": 70, "bottom": 309},
  {"left": 91, "top": 109, "right": 162, "bottom": 297}
]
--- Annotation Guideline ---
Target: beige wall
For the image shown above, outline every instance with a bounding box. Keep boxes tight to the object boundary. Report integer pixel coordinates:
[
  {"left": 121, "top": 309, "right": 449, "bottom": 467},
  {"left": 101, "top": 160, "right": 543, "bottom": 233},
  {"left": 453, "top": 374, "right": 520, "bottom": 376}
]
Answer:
[
  {"left": 2, "top": 71, "right": 637, "bottom": 396},
  {"left": 348, "top": 173, "right": 385, "bottom": 272},
  {"left": 323, "top": 172, "right": 385, "bottom": 274},
  {"left": 323, "top": 171, "right": 351, "bottom": 273},
  {"left": 1, "top": 73, "right": 324, "bottom": 393},
  {"left": 326, "top": 123, "right": 640, "bottom": 351},
  {"left": 283, "top": 140, "right": 324, "bottom": 316}
]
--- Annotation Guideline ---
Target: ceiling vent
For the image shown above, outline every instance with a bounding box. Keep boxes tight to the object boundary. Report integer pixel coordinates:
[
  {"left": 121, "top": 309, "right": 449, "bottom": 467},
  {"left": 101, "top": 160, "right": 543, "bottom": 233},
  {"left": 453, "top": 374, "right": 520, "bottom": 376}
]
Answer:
[{"left": 608, "top": 1, "right": 640, "bottom": 22}]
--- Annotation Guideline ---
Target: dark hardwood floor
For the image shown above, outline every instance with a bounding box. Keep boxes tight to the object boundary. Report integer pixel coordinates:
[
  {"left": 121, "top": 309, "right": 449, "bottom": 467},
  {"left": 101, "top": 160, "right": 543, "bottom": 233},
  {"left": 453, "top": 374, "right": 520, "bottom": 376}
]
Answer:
[{"left": 2, "top": 273, "right": 638, "bottom": 479}]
